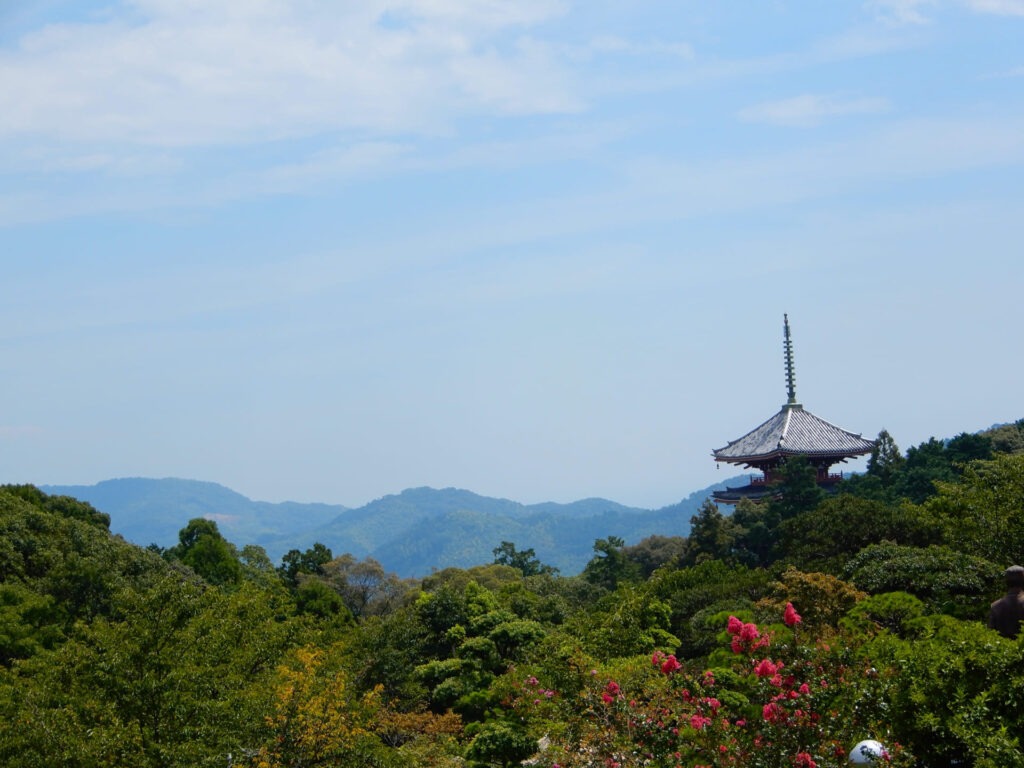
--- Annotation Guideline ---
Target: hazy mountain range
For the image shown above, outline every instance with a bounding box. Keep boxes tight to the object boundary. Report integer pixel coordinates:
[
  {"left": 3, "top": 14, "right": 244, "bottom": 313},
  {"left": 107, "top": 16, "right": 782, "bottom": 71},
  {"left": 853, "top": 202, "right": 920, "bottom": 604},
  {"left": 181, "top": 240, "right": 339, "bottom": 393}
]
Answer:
[{"left": 40, "top": 477, "right": 740, "bottom": 576}]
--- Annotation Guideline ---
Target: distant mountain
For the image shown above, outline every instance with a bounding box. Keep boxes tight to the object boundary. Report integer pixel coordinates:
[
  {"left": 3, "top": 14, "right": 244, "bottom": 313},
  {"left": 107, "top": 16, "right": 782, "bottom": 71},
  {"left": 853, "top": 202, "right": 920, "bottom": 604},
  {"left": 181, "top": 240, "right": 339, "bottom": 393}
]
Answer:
[
  {"left": 41, "top": 477, "right": 739, "bottom": 577},
  {"left": 40, "top": 478, "right": 347, "bottom": 553}
]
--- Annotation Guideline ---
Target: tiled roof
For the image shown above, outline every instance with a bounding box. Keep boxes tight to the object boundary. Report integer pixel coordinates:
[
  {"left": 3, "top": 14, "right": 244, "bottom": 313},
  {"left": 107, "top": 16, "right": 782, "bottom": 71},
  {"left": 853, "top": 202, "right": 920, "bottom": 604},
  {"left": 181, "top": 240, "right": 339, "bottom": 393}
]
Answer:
[{"left": 713, "top": 404, "right": 874, "bottom": 464}]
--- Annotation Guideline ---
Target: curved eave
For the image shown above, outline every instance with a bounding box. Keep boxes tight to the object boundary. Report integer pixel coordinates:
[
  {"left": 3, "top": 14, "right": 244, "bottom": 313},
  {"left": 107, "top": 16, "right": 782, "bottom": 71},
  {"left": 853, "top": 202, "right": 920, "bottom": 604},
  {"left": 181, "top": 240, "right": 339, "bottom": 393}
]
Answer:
[
  {"left": 712, "top": 404, "right": 875, "bottom": 465},
  {"left": 711, "top": 445, "right": 873, "bottom": 466}
]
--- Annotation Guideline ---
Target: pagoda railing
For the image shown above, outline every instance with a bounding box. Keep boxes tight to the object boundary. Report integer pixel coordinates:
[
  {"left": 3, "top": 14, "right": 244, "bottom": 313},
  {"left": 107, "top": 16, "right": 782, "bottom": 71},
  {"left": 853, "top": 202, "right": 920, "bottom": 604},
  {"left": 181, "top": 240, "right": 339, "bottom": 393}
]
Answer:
[{"left": 746, "top": 471, "right": 845, "bottom": 486}]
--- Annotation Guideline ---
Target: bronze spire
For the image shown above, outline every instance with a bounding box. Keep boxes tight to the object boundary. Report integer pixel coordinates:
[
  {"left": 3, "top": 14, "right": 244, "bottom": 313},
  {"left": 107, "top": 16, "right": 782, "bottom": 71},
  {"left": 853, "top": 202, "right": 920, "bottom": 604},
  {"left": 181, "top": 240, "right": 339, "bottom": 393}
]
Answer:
[{"left": 783, "top": 314, "right": 797, "bottom": 406}]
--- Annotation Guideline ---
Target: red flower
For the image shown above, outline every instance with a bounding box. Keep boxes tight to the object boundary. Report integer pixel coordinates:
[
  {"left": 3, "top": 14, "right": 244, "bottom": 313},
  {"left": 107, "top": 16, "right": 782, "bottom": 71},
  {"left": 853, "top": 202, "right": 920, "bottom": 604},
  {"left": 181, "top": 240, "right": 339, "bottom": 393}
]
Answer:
[
  {"left": 740, "top": 622, "right": 760, "bottom": 641},
  {"left": 783, "top": 602, "right": 802, "bottom": 627},
  {"left": 660, "top": 655, "right": 682, "bottom": 675},
  {"left": 727, "top": 615, "right": 744, "bottom": 635},
  {"left": 754, "top": 658, "right": 779, "bottom": 678},
  {"left": 602, "top": 680, "right": 620, "bottom": 704},
  {"left": 762, "top": 702, "right": 786, "bottom": 724},
  {"left": 793, "top": 751, "right": 817, "bottom": 768},
  {"left": 689, "top": 713, "right": 712, "bottom": 729}
]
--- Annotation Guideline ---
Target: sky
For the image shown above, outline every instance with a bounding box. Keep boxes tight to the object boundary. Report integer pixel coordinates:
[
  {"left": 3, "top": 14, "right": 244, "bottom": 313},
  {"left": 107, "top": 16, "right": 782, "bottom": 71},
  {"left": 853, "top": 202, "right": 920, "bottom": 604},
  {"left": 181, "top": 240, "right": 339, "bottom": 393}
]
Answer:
[{"left": 2, "top": 0, "right": 1023, "bottom": 510}]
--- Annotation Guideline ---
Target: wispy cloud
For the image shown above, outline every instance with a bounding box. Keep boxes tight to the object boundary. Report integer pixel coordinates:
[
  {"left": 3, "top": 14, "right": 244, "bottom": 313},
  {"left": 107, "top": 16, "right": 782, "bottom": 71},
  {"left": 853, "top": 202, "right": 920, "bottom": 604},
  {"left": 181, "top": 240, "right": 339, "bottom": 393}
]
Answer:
[
  {"left": 0, "top": 1, "right": 578, "bottom": 148},
  {"left": 979, "top": 64, "right": 1024, "bottom": 79},
  {"left": 585, "top": 35, "right": 694, "bottom": 59},
  {"left": 965, "top": 0, "right": 1024, "bottom": 15},
  {"left": 737, "top": 94, "right": 889, "bottom": 127},
  {"left": 866, "top": 0, "right": 935, "bottom": 25}
]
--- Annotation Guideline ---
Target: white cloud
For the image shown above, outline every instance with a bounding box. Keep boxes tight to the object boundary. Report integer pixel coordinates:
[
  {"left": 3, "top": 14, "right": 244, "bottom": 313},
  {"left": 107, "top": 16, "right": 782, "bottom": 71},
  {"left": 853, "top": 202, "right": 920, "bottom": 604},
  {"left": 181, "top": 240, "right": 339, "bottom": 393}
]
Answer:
[
  {"left": 257, "top": 140, "right": 410, "bottom": 191},
  {"left": 866, "top": 0, "right": 935, "bottom": 25},
  {"left": 965, "top": 0, "right": 1024, "bottom": 15},
  {"left": 737, "top": 94, "right": 889, "bottom": 127},
  {"left": 0, "top": 0, "right": 577, "bottom": 148},
  {"left": 586, "top": 35, "right": 694, "bottom": 59}
]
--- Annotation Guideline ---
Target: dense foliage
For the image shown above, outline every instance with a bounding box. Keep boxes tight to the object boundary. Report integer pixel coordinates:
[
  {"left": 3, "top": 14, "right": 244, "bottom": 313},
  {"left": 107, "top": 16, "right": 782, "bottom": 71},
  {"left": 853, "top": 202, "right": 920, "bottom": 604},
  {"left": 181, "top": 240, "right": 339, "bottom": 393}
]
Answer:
[{"left": 3, "top": 420, "right": 1024, "bottom": 766}]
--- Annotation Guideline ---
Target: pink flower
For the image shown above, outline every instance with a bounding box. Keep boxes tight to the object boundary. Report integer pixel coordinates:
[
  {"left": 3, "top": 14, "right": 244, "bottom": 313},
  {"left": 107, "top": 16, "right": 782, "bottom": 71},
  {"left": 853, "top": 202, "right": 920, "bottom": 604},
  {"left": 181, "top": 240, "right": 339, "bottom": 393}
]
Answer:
[
  {"left": 606, "top": 681, "right": 620, "bottom": 696},
  {"left": 799, "top": 683, "right": 810, "bottom": 695},
  {"left": 660, "top": 655, "right": 682, "bottom": 675},
  {"left": 784, "top": 602, "right": 802, "bottom": 627},
  {"left": 690, "top": 713, "right": 712, "bottom": 729},
  {"left": 727, "top": 615, "right": 744, "bottom": 635},
  {"left": 740, "top": 622, "right": 760, "bottom": 641},
  {"left": 602, "top": 693, "right": 614, "bottom": 704},
  {"left": 754, "top": 658, "right": 779, "bottom": 678},
  {"left": 762, "top": 702, "right": 786, "bottom": 724},
  {"left": 793, "top": 752, "right": 817, "bottom": 768}
]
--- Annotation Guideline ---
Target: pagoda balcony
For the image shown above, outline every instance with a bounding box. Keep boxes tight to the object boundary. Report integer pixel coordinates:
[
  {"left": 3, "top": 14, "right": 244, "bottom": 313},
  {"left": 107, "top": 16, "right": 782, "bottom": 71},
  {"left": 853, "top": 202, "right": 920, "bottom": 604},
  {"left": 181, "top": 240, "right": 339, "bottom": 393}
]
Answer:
[{"left": 743, "top": 471, "right": 846, "bottom": 487}]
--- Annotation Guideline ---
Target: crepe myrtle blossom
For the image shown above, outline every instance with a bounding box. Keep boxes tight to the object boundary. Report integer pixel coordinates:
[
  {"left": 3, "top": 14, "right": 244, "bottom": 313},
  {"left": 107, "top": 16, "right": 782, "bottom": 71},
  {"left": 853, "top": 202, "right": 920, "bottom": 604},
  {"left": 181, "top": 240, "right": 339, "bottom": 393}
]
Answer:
[
  {"left": 784, "top": 602, "right": 802, "bottom": 627},
  {"left": 651, "top": 650, "right": 682, "bottom": 675},
  {"left": 727, "top": 615, "right": 770, "bottom": 653}
]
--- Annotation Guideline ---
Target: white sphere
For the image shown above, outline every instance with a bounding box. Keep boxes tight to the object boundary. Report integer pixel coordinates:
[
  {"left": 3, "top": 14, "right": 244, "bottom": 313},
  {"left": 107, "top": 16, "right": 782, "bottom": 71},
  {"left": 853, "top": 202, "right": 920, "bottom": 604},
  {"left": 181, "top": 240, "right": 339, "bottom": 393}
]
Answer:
[{"left": 849, "top": 740, "right": 886, "bottom": 764}]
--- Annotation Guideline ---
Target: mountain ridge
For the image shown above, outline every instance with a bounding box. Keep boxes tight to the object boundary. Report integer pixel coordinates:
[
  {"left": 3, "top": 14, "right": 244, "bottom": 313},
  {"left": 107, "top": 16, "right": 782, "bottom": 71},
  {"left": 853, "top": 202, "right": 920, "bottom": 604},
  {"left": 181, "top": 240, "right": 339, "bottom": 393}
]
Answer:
[{"left": 40, "top": 476, "right": 736, "bottom": 576}]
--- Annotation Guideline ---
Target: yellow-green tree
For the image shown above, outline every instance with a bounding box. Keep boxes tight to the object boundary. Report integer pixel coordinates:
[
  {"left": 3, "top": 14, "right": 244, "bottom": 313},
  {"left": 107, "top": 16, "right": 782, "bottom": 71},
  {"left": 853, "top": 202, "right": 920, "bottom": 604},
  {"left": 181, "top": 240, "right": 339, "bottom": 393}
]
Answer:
[{"left": 253, "top": 645, "right": 381, "bottom": 768}]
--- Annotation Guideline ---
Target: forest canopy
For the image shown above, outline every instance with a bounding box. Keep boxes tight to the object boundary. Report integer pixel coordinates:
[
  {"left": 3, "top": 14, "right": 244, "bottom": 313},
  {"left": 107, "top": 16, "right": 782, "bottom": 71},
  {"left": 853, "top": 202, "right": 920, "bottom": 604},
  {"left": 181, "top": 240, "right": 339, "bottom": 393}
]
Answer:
[{"left": 2, "top": 419, "right": 1024, "bottom": 767}]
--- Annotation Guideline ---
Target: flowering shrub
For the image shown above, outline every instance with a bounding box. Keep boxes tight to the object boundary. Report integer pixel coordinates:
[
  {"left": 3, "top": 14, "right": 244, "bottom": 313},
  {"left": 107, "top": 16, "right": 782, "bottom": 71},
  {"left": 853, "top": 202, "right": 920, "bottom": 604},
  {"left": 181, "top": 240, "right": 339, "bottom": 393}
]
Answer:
[{"left": 523, "top": 604, "right": 911, "bottom": 768}]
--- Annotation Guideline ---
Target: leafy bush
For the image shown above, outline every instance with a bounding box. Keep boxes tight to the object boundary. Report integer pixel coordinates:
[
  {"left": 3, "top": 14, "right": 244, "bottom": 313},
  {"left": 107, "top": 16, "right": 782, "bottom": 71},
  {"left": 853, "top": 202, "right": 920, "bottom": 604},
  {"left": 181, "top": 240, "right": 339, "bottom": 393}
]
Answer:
[{"left": 844, "top": 542, "right": 1000, "bottom": 618}]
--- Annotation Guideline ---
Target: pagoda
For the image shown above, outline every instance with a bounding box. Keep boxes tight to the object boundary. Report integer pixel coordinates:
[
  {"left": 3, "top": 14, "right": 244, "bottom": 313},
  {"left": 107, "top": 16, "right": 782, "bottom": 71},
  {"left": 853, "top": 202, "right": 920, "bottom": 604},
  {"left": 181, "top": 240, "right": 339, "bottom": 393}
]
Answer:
[{"left": 711, "top": 315, "right": 875, "bottom": 504}]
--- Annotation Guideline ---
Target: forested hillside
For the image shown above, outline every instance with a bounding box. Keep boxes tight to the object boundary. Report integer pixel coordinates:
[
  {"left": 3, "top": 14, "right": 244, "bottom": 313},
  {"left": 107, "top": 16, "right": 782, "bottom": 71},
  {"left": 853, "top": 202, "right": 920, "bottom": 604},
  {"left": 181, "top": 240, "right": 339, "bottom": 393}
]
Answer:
[
  {"left": 40, "top": 480, "right": 727, "bottom": 575},
  {"left": 4, "top": 419, "right": 1024, "bottom": 767}
]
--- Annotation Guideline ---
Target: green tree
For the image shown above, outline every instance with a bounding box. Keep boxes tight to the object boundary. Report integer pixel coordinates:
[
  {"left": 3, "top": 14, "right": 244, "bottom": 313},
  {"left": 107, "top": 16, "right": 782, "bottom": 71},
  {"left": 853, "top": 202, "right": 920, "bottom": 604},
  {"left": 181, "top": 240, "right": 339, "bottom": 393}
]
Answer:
[
  {"left": 278, "top": 543, "right": 333, "bottom": 589},
  {"left": 684, "top": 499, "right": 737, "bottom": 565},
  {"left": 491, "top": 541, "right": 557, "bottom": 576},
  {"left": 0, "top": 576, "right": 297, "bottom": 768},
  {"left": 766, "top": 454, "right": 826, "bottom": 523},
  {"left": 169, "top": 518, "right": 242, "bottom": 587},
  {"left": 983, "top": 419, "right": 1024, "bottom": 454},
  {"left": 294, "top": 577, "right": 351, "bottom": 621},
  {"left": 583, "top": 536, "right": 640, "bottom": 591},
  {"left": 929, "top": 452, "right": 1024, "bottom": 566},
  {"left": 867, "top": 428, "right": 904, "bottom": 483},
  {"left": 775, "top": 494, "right": 942, "bottom": 572},
  {"left": 844, "top": 542, "right": 1000, "bottom": 618},
  {"left": 622, "top": 535, "right": 688, "bottom": 577},
  {"left": 465, "top": 719, "right": 536, "bottom": 768},
  {"left": 320, "top": 554, "right": 411, "bottom": 618}
]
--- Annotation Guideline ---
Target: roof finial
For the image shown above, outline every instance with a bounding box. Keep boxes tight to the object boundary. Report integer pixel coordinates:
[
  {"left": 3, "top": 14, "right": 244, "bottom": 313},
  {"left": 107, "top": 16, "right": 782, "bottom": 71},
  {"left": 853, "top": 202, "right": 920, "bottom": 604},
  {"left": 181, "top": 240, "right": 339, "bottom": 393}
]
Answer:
[{"left": 783, "top": 313, "right": 797, "bottom": 405}]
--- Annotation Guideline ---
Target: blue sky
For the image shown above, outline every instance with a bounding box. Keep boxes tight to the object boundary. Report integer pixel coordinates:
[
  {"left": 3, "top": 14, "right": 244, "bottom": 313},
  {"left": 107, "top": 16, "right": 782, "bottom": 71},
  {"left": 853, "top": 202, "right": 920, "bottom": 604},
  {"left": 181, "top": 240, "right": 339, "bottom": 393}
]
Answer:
[{"left": 2, "top": 0, "right": 1023, "bottom": 509}]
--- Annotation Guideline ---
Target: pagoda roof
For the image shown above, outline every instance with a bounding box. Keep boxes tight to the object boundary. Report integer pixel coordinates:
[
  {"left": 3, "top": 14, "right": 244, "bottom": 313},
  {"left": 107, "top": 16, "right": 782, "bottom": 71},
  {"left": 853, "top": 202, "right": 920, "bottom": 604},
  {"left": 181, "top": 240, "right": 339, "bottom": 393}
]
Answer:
[{"left": 712, "top": 403, "right": 875, "bottom": 465}]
